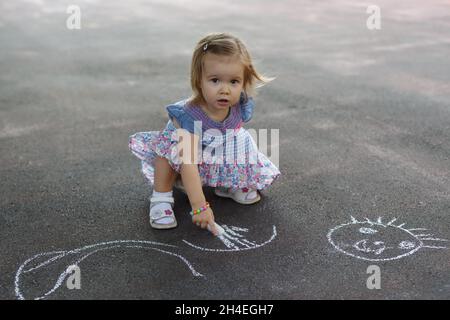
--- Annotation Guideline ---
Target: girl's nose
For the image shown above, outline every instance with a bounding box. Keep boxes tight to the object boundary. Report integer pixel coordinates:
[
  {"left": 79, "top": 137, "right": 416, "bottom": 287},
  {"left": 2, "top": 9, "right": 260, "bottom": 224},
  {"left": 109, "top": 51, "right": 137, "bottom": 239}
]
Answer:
[{"left": 219, "top": 84, "right": 231, "bottom": 94}]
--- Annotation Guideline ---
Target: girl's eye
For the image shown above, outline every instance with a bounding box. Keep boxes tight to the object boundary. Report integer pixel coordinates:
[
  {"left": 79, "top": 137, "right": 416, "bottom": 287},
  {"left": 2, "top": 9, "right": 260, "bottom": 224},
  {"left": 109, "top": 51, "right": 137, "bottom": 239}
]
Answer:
[{"left": 210, "top": 79, "right": 240, "bottom": 84}]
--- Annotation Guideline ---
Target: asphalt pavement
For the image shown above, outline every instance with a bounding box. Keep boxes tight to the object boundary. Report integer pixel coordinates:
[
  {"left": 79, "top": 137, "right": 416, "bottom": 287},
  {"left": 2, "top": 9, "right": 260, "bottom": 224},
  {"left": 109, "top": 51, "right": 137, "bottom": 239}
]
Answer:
[{"left": 1, "top": 0, "right": 449, "bottom": 299}]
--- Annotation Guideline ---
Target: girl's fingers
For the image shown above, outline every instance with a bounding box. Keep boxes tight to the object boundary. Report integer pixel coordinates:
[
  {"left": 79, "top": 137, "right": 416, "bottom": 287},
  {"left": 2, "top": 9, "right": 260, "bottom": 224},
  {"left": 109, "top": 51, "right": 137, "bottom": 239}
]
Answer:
[
  {"left": 192, "top": 218, "right": 203, "bottom": 227},
  {"left": 207, "top": 222, "right": 219, "bottom": 236},
  {"left": 192, "top": 210, "right": 215, "bottom": 231},
  {"left": 193, "top": 217, "right": 201, "bottom": 226}
]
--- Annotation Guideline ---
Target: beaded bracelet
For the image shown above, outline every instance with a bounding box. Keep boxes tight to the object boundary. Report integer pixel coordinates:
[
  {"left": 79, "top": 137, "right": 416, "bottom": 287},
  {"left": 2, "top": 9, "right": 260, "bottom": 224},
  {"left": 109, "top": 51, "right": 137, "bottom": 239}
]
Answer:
[{"left": 190, "top": 202, "right": 210, "bottom": 216}]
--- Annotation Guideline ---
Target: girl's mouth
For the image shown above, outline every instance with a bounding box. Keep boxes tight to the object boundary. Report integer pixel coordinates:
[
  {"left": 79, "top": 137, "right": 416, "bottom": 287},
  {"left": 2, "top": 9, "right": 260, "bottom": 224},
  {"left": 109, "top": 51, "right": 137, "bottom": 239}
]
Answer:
[{"left": 217, "top": 99, "right": 229, "bottom": 106}]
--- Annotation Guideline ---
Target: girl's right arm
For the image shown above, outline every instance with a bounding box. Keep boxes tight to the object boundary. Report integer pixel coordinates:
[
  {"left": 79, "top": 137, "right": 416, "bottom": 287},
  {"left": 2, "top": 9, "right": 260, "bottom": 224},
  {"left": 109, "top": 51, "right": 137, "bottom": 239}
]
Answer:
[
  {"left": 181, "top": 163, "right": 218, "bottom": 235},
  {"left": 173, "top": 119, "right": 218, "bottom": 235}
]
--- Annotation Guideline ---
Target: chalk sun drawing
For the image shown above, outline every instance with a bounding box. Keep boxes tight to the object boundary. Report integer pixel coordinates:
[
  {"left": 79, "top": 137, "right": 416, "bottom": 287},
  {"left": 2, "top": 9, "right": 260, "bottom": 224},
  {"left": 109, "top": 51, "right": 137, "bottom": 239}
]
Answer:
[
  {"left": 327, "top": 216, "right": 448, "bottom": 261},
  {"left": 183, "top": 225, "right": 277, "bottom": 252},
  {"left": 15, "top": 224, "right": 277, "bottom": 300}
]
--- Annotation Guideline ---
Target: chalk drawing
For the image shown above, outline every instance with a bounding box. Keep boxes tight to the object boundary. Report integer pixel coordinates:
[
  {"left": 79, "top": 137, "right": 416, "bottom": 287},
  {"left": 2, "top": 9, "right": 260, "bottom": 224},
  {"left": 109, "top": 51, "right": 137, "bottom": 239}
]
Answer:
[
  {"left": 15, "top": 240, "right": 203, "bottom": 300},
  {"left": 327, "top": 216, "right": 448, "bottom": 261},
  {"left": 184, "top": 225, "right": 277, "bottom": 252},
  {"left": 15, "top": 224, "right": 277, "bottom": 300}
]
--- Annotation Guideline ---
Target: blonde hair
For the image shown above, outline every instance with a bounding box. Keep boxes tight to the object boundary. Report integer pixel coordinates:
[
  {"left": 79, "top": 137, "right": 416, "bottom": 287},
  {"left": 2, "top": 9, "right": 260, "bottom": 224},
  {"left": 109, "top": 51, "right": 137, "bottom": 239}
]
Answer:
[{"left": 187, "top": 32, "right": 274, "bottom": 107}]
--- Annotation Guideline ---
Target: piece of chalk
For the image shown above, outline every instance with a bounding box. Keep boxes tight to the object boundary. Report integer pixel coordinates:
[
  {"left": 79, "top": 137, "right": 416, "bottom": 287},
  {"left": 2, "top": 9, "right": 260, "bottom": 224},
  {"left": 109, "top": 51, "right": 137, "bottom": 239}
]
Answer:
[{"left": 207, "top": 223, "right": 225, "bottom": 236}]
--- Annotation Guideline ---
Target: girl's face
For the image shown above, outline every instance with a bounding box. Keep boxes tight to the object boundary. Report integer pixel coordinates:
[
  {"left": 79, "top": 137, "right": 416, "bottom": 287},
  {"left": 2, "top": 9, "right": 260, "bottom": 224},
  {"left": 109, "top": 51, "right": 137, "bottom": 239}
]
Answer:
[{"left": 200, "top": 53, "right": 244, "bottom": 112}]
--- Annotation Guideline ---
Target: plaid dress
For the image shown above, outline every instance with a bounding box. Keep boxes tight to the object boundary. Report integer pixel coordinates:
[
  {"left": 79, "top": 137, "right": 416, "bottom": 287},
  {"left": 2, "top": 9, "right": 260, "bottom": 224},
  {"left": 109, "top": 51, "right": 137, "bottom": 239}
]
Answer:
[{"left": 129, "top": 96, "right": 280, "bottom": 191}]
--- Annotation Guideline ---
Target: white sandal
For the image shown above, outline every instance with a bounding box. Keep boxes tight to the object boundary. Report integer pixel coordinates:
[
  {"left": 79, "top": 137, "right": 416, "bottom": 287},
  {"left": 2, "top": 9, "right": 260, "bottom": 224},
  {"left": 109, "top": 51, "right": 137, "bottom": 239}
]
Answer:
[
  {"left": 149, "top": 195, "right": 177, "bottom": 229},
  {"left": 214, "top": 187, "right": 261, "bottom": 205}
]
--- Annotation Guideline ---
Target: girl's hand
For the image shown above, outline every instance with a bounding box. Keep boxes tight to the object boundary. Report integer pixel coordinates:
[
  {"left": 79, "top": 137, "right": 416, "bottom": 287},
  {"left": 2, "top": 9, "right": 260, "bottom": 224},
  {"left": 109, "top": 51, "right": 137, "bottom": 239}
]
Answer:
[{"left": 192, "top": 207, "right": 218, "bottom": 235}]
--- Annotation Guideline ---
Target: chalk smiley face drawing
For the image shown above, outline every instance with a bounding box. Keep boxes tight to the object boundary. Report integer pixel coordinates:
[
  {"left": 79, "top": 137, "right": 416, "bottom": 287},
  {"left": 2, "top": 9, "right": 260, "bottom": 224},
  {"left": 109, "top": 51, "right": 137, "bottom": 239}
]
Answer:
[{"left": 327, "top": 216, "right": 448, "bottom": 261}]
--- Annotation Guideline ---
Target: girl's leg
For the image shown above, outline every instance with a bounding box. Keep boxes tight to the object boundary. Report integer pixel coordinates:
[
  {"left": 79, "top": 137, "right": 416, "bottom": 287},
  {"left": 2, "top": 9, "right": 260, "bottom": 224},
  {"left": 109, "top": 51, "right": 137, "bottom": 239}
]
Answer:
[{"left": 153, "top": 156, "right": 179, "bottom": 192}]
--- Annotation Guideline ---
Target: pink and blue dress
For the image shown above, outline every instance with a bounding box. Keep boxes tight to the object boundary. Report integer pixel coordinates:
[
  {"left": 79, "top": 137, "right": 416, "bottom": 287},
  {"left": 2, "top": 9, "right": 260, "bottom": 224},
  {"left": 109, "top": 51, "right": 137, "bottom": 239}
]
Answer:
[{"left": 129, "top": 94, "right": 280, "bottom": 191}]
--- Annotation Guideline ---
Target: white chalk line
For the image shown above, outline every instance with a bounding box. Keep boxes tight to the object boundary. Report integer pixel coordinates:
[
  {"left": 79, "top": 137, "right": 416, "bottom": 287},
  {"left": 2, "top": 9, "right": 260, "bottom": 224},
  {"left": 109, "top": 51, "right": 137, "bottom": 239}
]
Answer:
[
  {"left": 126, "top": 245, "right": 205, "bottom": 277},
  {"left": 23, "top": 251, "right": 66, "bottom": 273},
  {"left": 16, "top": 225, "right": 278, "bottom": 299},
  {"left": 327, "top": 217, "right": 448, "bottom": 262},
  {"left": 229, "top": 226, "right": 248, "bottom": 232},
  {"left": 423, "top": 246, "right": 449, "bottom": 249},
  {"left": 182, "top": 226, "right": 277, "bottom": 252},
  {"left": 387, "top": 218, "right": 398, "bottom": 226},
  {"left": 327, "top": 225, "right": 423, "bottom": 262},
  {"left": 24, "top": 240, "right": 176, "bottom": 273},
  {"left": 219, "top": 236, "right": 239, "bottom": 250},
  {"left": 15, "top": 240, "right": 201, "bottom": 300},
  {"left": 221, "top": 234, "right": 253, "bottom": 249},
  {"left": 222, "top": 225, "right": 244, "bottom": 237},
  {"left": 34, "top": 245, "right": 128, "bottom": 300},
  {"left": 221, "top": 225, "right": 257, "bottom": 248}
]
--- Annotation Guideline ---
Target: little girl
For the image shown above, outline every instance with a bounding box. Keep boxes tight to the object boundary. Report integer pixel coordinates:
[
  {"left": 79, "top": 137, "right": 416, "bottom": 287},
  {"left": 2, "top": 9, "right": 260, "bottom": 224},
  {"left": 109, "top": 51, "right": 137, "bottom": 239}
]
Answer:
[{"left": 129, "top": 33, "right": 280, "bottom": 235}]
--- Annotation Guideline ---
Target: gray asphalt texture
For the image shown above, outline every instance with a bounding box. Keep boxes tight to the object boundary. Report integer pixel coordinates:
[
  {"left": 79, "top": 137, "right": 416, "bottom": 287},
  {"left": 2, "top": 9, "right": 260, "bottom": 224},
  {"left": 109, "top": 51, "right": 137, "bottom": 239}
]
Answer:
[{"left": 1, "top": 0, "right": 449, "bottom": 300}]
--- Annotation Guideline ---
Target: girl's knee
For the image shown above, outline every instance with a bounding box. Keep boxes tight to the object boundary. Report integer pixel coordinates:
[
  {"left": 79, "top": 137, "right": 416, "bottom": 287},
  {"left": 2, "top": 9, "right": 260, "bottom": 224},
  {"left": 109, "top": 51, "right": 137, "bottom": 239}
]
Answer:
[
  {"left": 156, "top": 156, "right": 169, "bottom": 165},
  {"left": 156, "top": 156, "right": 178, "bottom": 173}
]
